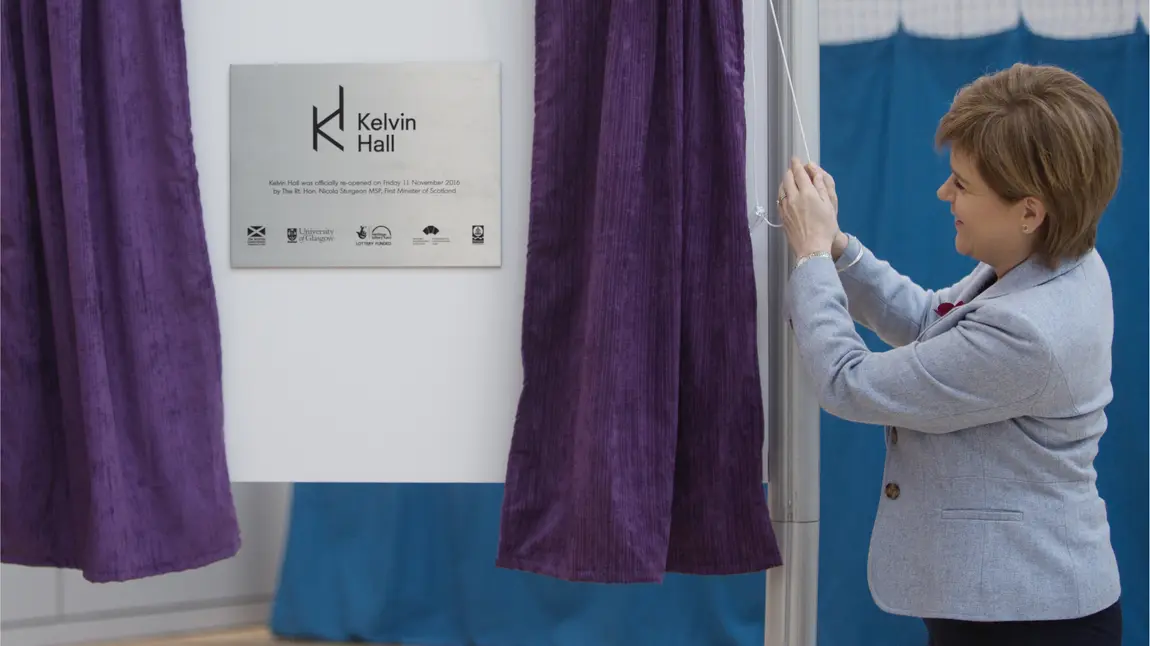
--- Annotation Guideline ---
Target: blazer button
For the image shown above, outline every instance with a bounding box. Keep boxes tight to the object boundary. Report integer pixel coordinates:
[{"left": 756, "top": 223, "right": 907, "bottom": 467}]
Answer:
[
  {"left": 884, "top": 482, "right": 900, "bottom": 500},
  {"left": 890, "top": 428, "right": 898, "bottom": 445}
]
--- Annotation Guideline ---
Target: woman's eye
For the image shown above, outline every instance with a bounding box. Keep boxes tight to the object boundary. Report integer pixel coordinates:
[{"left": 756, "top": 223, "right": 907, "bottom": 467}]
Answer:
[{"left": 954, "top": 178, "right": 965, "bottom": 190}]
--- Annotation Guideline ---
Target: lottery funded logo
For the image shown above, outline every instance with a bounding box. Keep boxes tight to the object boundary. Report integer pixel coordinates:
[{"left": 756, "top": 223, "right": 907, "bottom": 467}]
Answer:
[{"left": 355, "top": 225, "right": 393, "bottom": 247}]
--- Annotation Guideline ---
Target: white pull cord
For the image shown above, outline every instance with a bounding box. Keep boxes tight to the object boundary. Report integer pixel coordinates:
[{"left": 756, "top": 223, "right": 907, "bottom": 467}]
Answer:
[{"left": 750, "top": 0, "right": 812, "bottom": 230}]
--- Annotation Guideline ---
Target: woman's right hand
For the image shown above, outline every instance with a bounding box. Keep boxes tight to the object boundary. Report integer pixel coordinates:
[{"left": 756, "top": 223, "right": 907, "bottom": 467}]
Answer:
[{"left": 804, "top": 164, "right": 848, "bottom": 259}]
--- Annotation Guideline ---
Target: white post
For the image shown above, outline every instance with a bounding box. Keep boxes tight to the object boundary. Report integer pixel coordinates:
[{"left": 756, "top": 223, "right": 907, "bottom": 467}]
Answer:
[{"left": 763, "top": 0, "right": 821, "bottom": 645}]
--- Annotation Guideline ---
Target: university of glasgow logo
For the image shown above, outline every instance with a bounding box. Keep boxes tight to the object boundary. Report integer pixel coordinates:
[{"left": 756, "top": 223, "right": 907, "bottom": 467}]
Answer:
[{"left": 313, "top": 85, "right": 344, "bottom": 151}]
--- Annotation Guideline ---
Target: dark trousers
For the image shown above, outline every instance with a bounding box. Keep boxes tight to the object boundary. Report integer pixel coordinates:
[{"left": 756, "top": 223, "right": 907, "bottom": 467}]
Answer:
[{"left": 924, "top": 599, "right": 1122, "bottom": 646}]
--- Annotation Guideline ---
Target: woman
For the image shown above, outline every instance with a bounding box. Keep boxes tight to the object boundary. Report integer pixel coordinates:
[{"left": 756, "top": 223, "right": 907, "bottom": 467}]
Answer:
[{"left": 776, "top": 63, "right": 1123, "bottom": 645}]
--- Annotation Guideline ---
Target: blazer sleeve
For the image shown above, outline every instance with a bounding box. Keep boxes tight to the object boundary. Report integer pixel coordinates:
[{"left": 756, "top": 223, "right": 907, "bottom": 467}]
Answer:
[
  {"left": 835, "top": 234, "right": 977, "bottom": 347},
  {"left": 787, "top": 256, "right": 1054, "bottom": 434}
]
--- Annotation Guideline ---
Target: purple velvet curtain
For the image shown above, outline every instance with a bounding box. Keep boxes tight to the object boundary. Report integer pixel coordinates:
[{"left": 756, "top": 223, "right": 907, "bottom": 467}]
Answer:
[
  {"left": 1, "top": 0, "right": 239, "bottom": 582},
  {"left": 497, "top": 0, "right": 781, "bottom": 583}
]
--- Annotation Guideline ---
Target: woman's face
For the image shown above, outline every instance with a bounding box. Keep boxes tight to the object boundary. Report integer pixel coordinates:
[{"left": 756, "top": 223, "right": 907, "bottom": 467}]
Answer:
[{"left": 936, "top": 149, "right": 1040, "bottom": 275}]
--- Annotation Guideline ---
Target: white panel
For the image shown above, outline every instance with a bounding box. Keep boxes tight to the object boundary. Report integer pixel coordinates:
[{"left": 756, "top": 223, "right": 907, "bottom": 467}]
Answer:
[
  {"left": 0, "top": 565, "right": 58, "bottom": 624},
  {"left": 183, "top": 0, "right": 535, "bottom": 482},
  {"left": 59, "top": 483, "right": 289, "bottom": 615}
]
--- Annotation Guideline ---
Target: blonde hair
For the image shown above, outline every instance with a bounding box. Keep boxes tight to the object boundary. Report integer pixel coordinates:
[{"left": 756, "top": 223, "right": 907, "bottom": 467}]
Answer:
[{"left": 935, "top": 63, "right": 1122, "bottom": 266}]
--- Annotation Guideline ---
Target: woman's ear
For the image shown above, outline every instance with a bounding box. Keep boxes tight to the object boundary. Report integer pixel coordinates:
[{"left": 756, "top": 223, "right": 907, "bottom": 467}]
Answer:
[{"left": 1020, "top": 196, "right": 1047, "bottom": 234}]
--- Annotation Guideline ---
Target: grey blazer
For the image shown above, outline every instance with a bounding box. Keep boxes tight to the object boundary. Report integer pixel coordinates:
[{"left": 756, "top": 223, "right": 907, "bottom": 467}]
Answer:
[{"left": 786, "top": 234, "right": 1122, "bottom": 622}]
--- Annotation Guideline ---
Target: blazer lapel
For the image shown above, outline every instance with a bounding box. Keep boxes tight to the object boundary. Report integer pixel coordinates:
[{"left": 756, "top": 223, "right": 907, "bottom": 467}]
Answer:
[
  {"left": 955, "top": 263, "right": 998, "bottom": 305},
  {"left": 977, "top": 252, "right": 1088, "bottom": 301},
  {"left": 916, "top": 264, "right": 993, "bottom": 341},
  {"left": 917, "top": 252, "right": 1088, "bottom": 342}
]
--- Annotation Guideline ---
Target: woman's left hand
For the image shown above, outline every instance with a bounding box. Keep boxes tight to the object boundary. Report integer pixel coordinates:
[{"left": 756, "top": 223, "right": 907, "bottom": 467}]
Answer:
[{"left": 778, "top": 157, "right": 839, "bottom": 258}]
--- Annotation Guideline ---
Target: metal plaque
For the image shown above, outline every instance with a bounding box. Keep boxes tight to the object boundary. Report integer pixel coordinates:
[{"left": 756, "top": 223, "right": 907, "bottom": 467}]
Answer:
[{"left": 229, "top": 63, "right": 501, "bottom": 268}]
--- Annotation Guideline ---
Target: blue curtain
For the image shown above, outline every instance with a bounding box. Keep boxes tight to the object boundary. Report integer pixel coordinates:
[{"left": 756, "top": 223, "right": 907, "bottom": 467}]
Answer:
[
  {"left": 270, "top": 484, "right": 767, "bottom": 645},
  {"left": 269, "top": 23, "right": 1148, "bottom": 646}
]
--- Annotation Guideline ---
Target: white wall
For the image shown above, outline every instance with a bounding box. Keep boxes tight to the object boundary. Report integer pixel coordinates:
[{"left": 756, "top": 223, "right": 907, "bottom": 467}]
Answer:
[
  {"left": 0, "top": 484, "right": 290, "bottom": 646},
  {"left": 193, "top": 0, "right": 538, "bottom": 483}
]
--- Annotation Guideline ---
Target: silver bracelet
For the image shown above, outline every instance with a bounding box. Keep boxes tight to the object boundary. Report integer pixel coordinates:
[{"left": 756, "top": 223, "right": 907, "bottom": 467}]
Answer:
[{"left": 794, "top": 251, "right": 831, "bottom": 271}]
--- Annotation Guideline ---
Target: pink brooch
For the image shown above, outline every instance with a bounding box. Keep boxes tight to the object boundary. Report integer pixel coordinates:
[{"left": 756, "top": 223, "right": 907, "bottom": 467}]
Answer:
[{"left": 935, "top": 300, "right": 964, "bottom": 316}]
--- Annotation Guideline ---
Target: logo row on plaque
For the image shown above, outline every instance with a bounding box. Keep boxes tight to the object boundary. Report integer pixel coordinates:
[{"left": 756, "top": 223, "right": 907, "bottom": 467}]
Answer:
[{"left": 245, "top": 224, "right": 487, "bottom": 247}]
